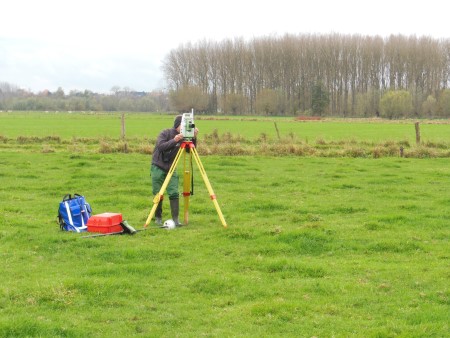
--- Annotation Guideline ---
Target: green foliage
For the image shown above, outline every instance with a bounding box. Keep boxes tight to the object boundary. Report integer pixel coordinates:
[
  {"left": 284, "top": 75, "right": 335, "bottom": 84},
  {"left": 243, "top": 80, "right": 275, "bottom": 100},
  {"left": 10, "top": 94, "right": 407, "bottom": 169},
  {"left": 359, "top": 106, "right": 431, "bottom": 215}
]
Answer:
[
  {"left": 380, "top": 90, "right": 413, "bottom": 119},
  {"left": 311, "top": 82, "right": 330, "bottom": 116}
]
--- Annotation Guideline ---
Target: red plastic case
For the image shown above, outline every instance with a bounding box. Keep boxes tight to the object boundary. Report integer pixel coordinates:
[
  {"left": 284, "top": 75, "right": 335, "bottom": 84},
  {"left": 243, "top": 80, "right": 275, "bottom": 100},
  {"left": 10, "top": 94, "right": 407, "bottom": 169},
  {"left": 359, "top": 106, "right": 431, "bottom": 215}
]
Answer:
[{"left": 87, "top": 213, "right": 123, "bottom": 233}]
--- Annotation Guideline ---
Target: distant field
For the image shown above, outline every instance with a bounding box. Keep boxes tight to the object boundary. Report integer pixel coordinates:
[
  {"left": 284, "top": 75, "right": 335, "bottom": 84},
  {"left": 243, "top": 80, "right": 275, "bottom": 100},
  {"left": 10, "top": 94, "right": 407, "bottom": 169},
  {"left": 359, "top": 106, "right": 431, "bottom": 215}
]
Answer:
[
  {"left": 1, "top": 112, "right": 449, "bottom": 158},
  {"left": 0, "top": 112, "right": 449, "bottom": 336},
  {"left": 1, "top": 111, "right": 449, "bottom": 143}
]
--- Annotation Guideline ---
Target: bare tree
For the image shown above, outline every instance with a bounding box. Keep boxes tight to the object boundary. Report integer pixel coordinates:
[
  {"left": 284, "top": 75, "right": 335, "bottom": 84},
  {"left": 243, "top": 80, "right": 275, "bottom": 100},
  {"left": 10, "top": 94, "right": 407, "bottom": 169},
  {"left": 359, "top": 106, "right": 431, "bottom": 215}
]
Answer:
[{"left": 162, "top": 34, "right": 450, "bottom": 117}]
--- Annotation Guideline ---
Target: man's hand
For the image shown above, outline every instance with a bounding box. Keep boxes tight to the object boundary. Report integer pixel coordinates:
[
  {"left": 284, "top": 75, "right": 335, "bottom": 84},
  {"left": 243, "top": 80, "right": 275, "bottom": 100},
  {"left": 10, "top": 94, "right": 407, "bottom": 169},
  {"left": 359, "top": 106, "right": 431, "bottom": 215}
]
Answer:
[{"left": 174, "top": 133, "right": 184, "bottom": 142}]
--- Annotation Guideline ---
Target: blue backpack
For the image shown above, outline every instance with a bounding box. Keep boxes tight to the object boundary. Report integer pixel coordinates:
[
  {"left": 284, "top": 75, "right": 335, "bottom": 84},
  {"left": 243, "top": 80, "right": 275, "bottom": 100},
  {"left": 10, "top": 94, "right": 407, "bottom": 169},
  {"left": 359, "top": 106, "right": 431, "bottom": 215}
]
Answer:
[{"left": 57, "top": 194, "right": 92, "bottom": 232}]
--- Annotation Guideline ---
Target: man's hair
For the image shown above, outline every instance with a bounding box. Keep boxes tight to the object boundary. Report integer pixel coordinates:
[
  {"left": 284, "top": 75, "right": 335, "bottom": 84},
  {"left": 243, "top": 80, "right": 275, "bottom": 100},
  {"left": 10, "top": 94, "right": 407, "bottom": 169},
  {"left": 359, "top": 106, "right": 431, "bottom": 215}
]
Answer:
[{"left": 174, "top": 115, "right": 182, "bottom": 128}]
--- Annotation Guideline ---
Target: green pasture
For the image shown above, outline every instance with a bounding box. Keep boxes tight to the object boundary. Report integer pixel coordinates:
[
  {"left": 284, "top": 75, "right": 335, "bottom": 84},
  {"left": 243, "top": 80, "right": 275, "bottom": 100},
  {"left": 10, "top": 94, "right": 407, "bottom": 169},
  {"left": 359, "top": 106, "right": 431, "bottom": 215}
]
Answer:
[
  {"left": 1, "top": 111, "right": 449, "bottom": 144},
  {"left": 0, "top": 112, "right": 449, "bottom": 337}
]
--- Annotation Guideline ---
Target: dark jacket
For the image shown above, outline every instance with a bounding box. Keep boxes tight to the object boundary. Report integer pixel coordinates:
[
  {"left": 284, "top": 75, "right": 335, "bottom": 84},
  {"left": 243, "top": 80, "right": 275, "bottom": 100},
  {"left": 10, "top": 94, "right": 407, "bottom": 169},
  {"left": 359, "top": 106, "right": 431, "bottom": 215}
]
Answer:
[{"left": 151, "top": 128, "right": 197, "bottom": 172}]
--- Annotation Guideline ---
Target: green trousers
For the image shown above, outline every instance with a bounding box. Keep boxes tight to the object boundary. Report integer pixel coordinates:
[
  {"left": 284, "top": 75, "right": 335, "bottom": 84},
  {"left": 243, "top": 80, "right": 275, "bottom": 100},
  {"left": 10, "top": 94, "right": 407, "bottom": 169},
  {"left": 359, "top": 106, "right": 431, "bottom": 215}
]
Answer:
[{"left": 151, "top": 164, "right": 179, "bottom": 200}]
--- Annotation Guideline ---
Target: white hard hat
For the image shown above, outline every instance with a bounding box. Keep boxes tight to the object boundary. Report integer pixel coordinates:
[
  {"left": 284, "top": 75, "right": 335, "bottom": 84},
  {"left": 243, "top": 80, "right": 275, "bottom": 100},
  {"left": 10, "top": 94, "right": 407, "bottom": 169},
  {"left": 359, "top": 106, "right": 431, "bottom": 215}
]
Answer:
[{"left": 163, "top": 219, "right": 176, "bottom": 229}]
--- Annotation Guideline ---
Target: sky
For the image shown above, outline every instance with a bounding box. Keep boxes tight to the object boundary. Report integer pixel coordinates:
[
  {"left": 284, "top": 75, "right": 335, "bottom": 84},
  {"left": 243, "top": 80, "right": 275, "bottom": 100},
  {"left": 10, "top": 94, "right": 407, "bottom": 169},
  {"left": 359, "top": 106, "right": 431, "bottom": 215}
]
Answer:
[{"left": 1, "top": 0, "right": 449, "bottom": 94}]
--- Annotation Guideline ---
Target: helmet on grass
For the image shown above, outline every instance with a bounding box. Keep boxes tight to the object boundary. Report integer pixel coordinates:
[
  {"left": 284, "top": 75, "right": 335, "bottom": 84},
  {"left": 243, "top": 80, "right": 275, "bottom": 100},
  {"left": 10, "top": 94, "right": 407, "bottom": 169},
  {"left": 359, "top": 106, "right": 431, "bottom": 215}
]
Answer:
[{"left": 163, "top": 219, "right": 176, "bottom": 229}]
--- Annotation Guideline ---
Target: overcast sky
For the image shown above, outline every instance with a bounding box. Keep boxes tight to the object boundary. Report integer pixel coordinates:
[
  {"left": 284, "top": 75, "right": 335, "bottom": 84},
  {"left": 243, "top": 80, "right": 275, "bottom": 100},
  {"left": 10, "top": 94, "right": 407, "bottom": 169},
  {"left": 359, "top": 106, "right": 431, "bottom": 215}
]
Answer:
[{"left": 1, "top": 0, "right": 449, "bottom": 94}]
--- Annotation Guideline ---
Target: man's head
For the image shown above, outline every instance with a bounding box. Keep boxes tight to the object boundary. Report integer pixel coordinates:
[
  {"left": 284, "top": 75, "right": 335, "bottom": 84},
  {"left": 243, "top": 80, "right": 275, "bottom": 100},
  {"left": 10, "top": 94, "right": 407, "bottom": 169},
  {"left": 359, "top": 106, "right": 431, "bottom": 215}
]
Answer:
[{"left": 173, "top": 115, "right": 182, "bottom": 130}]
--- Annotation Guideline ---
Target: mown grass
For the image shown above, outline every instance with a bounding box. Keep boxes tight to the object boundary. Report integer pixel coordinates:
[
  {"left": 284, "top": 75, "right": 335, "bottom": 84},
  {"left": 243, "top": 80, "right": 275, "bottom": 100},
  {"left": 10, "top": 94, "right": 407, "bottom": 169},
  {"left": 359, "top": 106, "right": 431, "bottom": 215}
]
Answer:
[{"left": 0, "top": 148, "right": 449, "bottom": 336}]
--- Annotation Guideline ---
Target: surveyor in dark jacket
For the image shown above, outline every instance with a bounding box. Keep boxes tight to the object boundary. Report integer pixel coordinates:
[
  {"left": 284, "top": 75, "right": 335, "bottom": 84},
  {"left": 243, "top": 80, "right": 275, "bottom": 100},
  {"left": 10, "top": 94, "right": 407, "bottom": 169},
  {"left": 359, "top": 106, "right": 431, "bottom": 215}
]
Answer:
[{"left": 151, "top": 115, "right": 198, "bottom": 226}]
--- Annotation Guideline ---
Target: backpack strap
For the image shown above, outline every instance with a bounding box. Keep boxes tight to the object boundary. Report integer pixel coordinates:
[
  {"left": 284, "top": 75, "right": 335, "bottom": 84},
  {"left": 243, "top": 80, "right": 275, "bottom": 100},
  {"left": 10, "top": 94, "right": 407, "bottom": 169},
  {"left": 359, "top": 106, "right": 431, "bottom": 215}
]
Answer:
[
  {"left": 63, "top": 200, "right": 75, "bottom": 227},
  {"left": 58, "top": 194, "right": 72, "bottom": 230},
  {"left": 57, "top": 212, "right": 65, "bottom": 230}
]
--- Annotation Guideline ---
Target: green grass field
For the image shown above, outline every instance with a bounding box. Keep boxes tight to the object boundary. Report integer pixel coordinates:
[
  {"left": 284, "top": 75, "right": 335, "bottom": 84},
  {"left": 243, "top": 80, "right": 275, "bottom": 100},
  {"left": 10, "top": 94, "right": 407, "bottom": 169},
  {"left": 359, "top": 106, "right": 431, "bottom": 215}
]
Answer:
[
  {"left": 1, "top": 112, "right": 449, "bottom": 159},
  {"left": 1, "top": 112, "right": 449, "bottom": 143},
  {"left": 0, "top": 113, "right": 449, "bottom": 337}
]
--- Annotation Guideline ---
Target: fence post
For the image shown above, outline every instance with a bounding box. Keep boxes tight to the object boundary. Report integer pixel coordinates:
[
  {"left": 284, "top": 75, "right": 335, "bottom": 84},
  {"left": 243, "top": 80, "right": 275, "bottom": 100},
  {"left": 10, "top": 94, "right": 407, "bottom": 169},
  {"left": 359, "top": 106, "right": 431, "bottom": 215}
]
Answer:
[
  {"left": 415, "top": 122, "right": 420, "bottom": 145},
  {"left": 121, "top": 113, "right": 128, "bottom": 153},
  {"left": 274, "top": 122, "right": 280, "bottom": 140},
  {"left": 121, "top": 113, "right": 126, "bottom": 140}
]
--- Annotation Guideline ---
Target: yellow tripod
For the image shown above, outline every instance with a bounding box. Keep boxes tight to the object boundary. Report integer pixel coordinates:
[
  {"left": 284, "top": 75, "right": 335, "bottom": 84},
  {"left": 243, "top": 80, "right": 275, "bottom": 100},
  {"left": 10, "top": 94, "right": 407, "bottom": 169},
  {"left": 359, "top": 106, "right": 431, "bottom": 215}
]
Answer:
[{"left": 144, "top": 141, "right": 227, "bottom": 228}]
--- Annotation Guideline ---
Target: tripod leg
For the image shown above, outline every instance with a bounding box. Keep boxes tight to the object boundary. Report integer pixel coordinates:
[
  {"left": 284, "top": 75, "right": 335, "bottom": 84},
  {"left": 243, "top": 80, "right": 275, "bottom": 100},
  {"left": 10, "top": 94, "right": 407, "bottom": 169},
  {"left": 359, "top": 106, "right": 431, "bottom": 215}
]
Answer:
[
  {"left": 191, "top": 147, "right": 227, "bottom": 228},
  {"left": 144, "top": 147, "right": 185, "bottom": 227}
]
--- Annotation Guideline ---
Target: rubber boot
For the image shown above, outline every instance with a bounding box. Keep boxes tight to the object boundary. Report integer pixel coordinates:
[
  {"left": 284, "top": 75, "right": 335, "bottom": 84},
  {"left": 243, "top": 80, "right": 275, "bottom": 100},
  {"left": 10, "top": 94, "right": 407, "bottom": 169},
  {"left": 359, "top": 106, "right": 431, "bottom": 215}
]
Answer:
[
  {"left": 170, "top": 198, "right": 182, "bottom": 226},
  {"left": 155, "top": 200, "right": 163, "bottom": 225}
]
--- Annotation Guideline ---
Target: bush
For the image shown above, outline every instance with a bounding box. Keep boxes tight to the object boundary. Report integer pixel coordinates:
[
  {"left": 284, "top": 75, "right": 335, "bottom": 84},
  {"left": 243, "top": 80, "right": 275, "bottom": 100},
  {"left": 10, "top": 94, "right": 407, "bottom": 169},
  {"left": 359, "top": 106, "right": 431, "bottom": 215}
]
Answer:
[{"left": 380, "top": 90, "right": 413, "bottom": 119}]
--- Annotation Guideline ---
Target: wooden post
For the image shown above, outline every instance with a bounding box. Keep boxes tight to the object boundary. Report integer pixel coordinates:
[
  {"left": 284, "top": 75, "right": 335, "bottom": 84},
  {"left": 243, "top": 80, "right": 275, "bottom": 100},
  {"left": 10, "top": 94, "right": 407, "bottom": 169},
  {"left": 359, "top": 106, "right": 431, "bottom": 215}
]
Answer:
[
  {"left": 399, "top": 146, "right": 404, "bottom": 157},
  {"left": 121, "top": 113, "right": 126, "bottom": 140},
  {"left": 121, "top": 113, "right": 128, "bottom": 153},
  {"left": 415, "top": 122, "right": 420, "bottom": 145},
  {"left": 274, "top": 122, "right": 280, "bottom": 140}
]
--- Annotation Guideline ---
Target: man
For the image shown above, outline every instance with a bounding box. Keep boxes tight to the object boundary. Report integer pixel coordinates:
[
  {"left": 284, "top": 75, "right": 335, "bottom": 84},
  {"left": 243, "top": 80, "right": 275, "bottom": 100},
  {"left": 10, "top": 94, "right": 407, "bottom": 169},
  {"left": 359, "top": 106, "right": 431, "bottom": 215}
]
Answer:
[{"left": 151, "top": 115, "right": 198, "bottom": 226}]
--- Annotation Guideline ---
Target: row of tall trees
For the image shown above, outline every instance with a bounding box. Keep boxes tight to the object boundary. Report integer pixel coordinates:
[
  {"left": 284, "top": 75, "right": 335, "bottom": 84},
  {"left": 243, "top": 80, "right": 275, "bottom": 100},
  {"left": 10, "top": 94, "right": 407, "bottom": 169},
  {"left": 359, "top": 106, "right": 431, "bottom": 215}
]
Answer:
[
  {"left": 163, "top": 34, "right": 450, "bottom": 117},
  {"left": 0, "top": 83, "right": 169, "bottom": 112}
]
